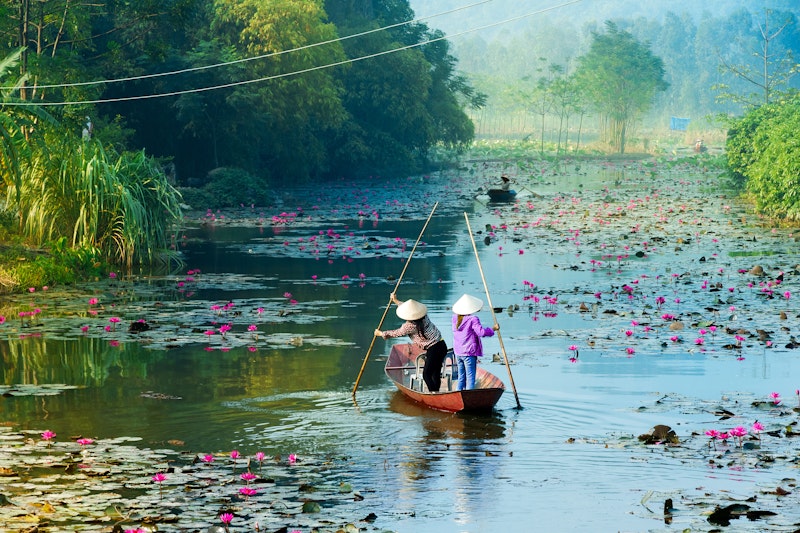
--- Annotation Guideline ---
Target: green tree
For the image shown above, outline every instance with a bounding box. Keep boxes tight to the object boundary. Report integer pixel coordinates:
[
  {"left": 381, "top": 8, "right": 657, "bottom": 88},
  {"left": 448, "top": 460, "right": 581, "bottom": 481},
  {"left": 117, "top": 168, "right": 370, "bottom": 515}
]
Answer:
[
  {"left": 574, "top": 21, "right": 668, "bottom": 153},
  {"left": 210, "top": 0, "right": 347, "bottom": 182}
]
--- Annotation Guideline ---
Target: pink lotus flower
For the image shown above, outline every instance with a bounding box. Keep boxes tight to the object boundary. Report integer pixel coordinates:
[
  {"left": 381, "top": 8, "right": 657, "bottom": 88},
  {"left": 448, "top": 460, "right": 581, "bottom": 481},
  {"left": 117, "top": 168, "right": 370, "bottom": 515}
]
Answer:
[
  {"left": 88, "top": 298, "right": 98, "bottom": 305},
  {"left": 239, "top": 486, "right": 258, "bottom": 497},
  {"left": 770, "top": 392, "right": 781, "bottom": 405},
  {"left": 76, "top": 438, "right": 94, "bottom": 446},
  {"left": 625, "top": 347, "right": 635, "bottom": 355},
  {"left": 202, "top": 454, "right": 214, "bottom": 463},
  {"left": 240, "top": 472, "right": 257, "bottom": 482},
  {"left": 152, "top": 472, "right": 167, "bottom": 498},
  {"left": 220, "top": 512, "right": 234, "bottom": 526},
  {"left": 41, "top": 430, "right": 56, "bottom": 445},
  {"left": 288, "top": 453, "right": 297, "bottom": 464}
]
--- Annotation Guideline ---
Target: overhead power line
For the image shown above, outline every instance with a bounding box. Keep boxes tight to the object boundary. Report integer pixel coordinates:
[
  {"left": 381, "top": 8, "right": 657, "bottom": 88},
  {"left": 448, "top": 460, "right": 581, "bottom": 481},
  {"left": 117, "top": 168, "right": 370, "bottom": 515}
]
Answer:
[
  {"left": 3, "top": 0, "right": 582, "bottom": 107},
  {"left": 9, "top": 0, "right": 495, "bottom": 91}
]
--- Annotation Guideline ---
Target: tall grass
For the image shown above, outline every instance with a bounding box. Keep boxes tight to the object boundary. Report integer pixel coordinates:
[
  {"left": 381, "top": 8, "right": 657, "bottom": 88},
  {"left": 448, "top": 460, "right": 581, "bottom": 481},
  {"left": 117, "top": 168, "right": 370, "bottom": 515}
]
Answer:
[{"left": 10, "top": 134, "right": 183, "bottom": 268}]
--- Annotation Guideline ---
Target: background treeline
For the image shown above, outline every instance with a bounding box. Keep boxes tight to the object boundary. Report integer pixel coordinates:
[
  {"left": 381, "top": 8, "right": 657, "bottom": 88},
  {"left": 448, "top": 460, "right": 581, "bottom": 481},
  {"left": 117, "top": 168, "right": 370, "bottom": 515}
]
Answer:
[
  {"left": 1, "top": 0, "right": 481, "bottom": 188},
  {"left": 413, "top": 1, "right": 800, "bottom": 141}
]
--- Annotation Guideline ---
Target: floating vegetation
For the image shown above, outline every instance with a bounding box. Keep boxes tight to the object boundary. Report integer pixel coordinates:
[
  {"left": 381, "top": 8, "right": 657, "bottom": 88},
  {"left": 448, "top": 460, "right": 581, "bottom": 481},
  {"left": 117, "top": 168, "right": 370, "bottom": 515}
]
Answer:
[
  {"left": 0, "top": 426, "right": 379, "bottom": 532},
  {"left": 0, "top": 384, "right": 80, "bottom": 397}
]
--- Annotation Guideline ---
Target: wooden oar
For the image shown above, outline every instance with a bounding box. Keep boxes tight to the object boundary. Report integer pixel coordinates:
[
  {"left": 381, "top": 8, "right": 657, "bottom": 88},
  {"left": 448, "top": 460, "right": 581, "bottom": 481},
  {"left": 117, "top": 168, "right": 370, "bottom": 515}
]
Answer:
[
  {"left": 351, "top": 202, "right": 439, "bottom": 400},
  {"left": 464, "top": 212, "right": 522, "bottom": 409}
]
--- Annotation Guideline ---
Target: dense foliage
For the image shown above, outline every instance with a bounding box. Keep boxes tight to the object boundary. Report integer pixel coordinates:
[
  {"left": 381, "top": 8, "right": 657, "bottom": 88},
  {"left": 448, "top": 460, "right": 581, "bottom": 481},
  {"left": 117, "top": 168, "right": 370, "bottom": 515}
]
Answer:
[
  {"left": 1, "top": 50, "right": 181, "bottom": 284},
  {"left": 726, "top": 91, "right": 800, "bottom": 220},
  {"left": 0, "top": 0, "right": 479, "bottom": 185}
]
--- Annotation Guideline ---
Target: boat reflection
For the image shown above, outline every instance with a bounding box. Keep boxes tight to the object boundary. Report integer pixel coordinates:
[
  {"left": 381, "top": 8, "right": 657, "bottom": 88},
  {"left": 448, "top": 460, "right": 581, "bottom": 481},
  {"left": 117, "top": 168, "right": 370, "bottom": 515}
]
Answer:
[{"left": 388, "top": 391, "right": 507, "bottom": 442}]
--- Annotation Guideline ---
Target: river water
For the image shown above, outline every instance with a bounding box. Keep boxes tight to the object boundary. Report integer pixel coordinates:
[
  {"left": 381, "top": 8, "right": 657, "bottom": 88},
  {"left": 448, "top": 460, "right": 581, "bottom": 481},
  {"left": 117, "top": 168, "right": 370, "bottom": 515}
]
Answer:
[{"left": 3, "top": 158, "right": 800, "bottom": 532}]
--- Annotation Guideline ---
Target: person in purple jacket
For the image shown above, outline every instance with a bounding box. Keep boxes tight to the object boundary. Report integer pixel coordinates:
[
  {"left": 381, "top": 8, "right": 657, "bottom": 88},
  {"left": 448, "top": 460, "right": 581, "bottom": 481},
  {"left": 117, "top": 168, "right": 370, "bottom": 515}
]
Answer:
[{"left": 451, "top": 294, "right": 499, "bottom": 390}]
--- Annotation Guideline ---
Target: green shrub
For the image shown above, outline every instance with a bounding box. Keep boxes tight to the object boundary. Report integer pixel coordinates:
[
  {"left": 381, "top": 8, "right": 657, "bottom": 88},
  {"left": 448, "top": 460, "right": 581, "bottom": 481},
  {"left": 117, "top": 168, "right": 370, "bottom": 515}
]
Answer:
[{"left": 201, "top": 167, "right": 272, "bottom": 208}]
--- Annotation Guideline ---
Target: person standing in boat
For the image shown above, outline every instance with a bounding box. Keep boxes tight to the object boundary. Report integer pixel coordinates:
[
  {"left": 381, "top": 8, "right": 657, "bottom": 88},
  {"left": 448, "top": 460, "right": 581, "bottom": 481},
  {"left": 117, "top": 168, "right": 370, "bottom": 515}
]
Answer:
[
  {"left": 451, "top": 294, "right": 498, "bottom": 390},
  {"left": 375, "top": 293, "right": 448, "bottom": 392}
]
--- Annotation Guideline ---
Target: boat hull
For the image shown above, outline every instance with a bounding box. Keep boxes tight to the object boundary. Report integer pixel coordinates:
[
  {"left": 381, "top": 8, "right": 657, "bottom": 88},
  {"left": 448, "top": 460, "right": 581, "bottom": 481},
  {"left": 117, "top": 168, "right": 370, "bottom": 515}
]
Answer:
[
  {"left": 384, "top": 343, "right": 505, "bottom": 413},
  {"left": 487, "top": 189, "right": 517, "bottom": 202}
]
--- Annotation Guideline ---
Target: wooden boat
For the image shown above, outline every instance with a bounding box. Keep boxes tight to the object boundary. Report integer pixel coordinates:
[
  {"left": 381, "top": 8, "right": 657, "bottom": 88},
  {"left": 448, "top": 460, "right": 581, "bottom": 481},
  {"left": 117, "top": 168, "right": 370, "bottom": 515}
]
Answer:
[
  {"left": 384, "top": 343, "right": 505, "bottom": 413},
  {"left": 487, "top": 188, "right": 517, "bottom": 202}
]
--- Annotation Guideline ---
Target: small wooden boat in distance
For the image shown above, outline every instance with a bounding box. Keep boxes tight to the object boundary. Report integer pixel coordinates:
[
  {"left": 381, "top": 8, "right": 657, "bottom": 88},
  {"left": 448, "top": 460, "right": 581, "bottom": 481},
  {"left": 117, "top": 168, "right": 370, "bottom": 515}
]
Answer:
[
  {"left": 486, "top": 188, "right": 517, "bottom": 202},
  {"left": 384, "top": 343, "right": 505, "bottom": 413}
]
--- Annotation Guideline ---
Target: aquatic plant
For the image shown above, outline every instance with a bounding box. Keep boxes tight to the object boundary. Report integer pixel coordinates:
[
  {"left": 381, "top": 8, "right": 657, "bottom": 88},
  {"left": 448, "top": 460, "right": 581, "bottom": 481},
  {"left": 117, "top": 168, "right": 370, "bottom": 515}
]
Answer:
[
  {"left": 152, "top": 472, "right": 167, "bottom": 499},
  {"left": 219, "top": 512, "right": 234, "bottom": 532},
  {"left": 40, "top": 430, "right": 56, "bottom": 447}
]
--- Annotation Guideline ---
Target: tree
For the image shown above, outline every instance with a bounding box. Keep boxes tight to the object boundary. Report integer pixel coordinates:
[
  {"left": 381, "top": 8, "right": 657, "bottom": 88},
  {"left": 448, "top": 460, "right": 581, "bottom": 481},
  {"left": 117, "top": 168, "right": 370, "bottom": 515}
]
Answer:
[
  {"left": 714, "top": 9, "right": 799, "bottom": 108},
  {"left": 574, "top": 21, "right": 667, "bottom": 153}
]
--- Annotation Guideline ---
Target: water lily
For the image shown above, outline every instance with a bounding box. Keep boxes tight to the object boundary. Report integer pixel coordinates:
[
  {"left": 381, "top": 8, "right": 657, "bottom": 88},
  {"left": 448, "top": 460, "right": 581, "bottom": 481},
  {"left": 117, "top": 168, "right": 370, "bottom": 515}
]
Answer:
[
  {"left": 231, "top": 449, "right": 239, "bottom": 472},
  {"left": 152, "top": 472, "right": 167, "bottom": 499},
  {"left": 239, "top": 486, "right": 258, "bottom": 498},
  {"left": 41, "top": 430, "right": 56, "bottom": 447},
  {"left": 220, "top": 512, "right": 234, "bottom": 532}
]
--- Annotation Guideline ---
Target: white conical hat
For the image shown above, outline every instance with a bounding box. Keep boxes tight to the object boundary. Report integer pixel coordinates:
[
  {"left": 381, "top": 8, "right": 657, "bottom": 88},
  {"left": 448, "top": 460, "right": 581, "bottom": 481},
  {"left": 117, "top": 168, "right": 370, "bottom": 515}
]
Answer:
[
  {"left": 452, "top": 294, "right": 483, "bottom": 315},
  {"left": 396, "top": 299, "right": 427, "bottom": 320}
]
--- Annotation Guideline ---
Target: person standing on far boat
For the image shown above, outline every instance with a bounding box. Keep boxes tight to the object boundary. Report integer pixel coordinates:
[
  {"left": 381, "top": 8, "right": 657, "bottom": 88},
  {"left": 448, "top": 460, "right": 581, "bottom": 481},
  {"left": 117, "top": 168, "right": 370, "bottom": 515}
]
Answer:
[
  {"left": 375, "top": 294, "right": 448, "bottom": 392},
  {"left": 451, "top": 294, "right": 498, "bottom": 390}
]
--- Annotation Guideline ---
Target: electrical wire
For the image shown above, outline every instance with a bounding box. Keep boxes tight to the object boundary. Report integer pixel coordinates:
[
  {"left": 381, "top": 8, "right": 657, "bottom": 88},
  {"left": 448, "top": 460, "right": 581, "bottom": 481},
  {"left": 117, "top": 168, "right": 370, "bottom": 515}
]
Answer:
[
  {"left": 4, "top": 0, "right": 582, "bottom": 107},
  {"left": 3, "top": 0, "right": 495, "bottom": 91}
]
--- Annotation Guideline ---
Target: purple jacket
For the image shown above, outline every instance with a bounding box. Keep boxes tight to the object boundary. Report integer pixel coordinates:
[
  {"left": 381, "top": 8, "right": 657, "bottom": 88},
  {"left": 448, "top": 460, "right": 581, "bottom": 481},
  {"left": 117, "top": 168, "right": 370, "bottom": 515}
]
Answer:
[{"left": 452, "top": 315, "right": 494, "bottom": 357}]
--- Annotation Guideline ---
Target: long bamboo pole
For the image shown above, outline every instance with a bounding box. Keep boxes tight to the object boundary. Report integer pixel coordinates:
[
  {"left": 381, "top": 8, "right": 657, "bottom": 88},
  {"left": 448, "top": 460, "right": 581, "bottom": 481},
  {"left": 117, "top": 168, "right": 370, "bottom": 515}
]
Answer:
[
  {"left": 351, "top": 202, "right": 439, "bottom": 399},
  {"left": 464, "top": 212, "right": 522, "bottom": 409}
]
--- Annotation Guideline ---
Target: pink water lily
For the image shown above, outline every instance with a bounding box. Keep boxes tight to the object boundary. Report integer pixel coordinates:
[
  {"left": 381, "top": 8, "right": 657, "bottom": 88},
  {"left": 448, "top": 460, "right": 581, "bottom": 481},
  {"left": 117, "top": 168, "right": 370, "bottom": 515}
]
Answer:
[{"left": 41, "top": 430, "right": 56, "bottom": 446}]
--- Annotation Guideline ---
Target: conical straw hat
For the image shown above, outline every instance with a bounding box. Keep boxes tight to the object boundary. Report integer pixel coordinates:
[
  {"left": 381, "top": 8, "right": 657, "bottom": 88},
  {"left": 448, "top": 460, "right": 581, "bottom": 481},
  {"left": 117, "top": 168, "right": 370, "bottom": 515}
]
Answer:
[
  {"left": 452, "top": 294, "right": 483, "bottom": 315},
  {"left": 396, "top": 299, "right": 428, "bottom": 320}
]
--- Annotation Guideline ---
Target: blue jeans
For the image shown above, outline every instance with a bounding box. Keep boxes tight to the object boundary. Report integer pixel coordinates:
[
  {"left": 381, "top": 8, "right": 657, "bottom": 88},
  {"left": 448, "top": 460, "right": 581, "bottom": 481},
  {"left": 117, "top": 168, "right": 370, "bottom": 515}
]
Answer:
[{"left": 457, "top": 356, "right": 477, "bottom": 390}]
